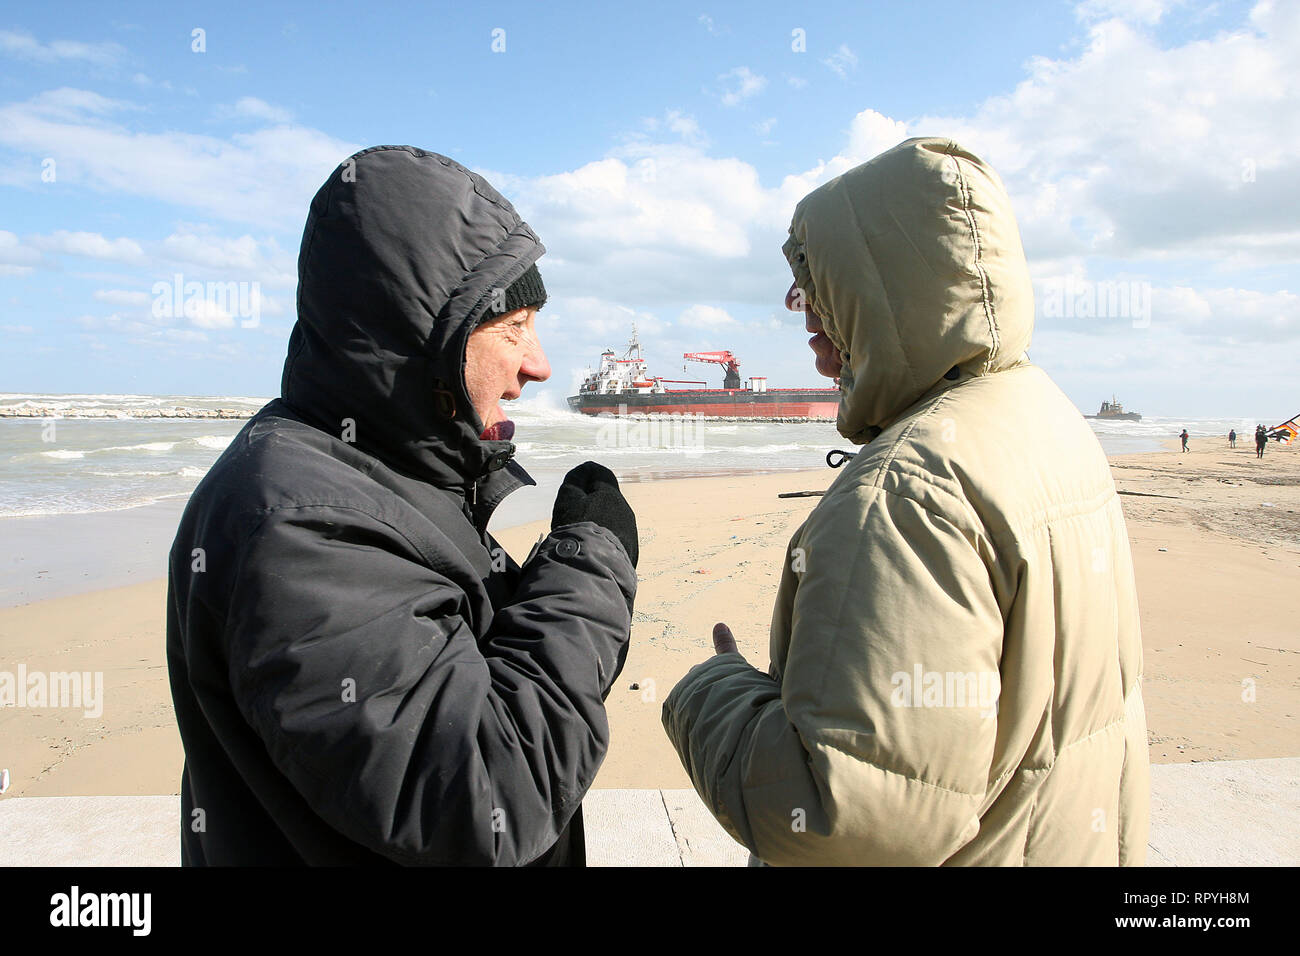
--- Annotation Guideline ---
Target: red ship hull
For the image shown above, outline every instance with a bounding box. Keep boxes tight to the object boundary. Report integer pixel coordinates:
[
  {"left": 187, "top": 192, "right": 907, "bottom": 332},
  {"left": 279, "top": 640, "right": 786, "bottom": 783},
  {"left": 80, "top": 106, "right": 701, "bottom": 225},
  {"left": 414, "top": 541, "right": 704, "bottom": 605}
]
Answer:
[{"left": 567, "top": 388, "right": 840, "bottom": 420}]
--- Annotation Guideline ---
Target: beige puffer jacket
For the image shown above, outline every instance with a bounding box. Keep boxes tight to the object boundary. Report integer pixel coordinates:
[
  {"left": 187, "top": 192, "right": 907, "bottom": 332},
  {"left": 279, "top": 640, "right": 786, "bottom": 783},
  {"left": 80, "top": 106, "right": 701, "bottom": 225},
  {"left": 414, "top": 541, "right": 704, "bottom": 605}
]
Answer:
[{"left": 662, "top": 137, "right": 1149, "bottom": 866}]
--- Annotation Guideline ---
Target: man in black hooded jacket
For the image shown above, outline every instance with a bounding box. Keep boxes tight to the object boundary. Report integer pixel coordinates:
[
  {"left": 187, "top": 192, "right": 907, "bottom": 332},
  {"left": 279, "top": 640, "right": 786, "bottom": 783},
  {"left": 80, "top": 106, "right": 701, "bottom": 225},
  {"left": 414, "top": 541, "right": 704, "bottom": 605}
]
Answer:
[{"left": 166, "top": 145, "right": 638, "bottom": 866}]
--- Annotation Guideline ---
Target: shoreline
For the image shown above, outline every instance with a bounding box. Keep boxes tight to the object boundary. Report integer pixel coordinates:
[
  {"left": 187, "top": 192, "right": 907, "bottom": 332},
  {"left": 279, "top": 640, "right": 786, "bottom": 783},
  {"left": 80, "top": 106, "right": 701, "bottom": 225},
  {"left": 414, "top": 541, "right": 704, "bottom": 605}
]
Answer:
[
  {"left": 0, "top": 431, "right": 1271, "bottom": 609},
  {"left": 0, "top": 432, "right": 1185, "bottom": 605}
]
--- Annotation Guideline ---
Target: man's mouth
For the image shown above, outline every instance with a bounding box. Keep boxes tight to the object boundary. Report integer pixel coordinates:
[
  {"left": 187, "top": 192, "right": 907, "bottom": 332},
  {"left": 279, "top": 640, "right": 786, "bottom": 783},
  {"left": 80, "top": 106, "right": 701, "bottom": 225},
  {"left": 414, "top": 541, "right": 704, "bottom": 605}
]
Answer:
[{"left": 808, "top": 332, "right": 843, "bottom": 378}]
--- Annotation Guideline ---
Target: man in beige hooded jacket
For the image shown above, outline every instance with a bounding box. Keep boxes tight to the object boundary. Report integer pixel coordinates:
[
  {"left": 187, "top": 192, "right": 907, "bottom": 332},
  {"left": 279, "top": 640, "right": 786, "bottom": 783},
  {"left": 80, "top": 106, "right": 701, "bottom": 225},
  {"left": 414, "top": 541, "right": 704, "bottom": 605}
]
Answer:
[{"left": 661, "top": 137, "right": 1149, "bottom": 866}]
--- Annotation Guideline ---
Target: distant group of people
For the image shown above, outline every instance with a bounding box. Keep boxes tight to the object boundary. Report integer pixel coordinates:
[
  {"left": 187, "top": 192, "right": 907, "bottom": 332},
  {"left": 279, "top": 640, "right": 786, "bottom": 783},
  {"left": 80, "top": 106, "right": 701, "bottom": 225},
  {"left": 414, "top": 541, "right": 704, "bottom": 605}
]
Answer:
[{"left": 1224, "top": 426, "right": 1271, "bottom": 457}]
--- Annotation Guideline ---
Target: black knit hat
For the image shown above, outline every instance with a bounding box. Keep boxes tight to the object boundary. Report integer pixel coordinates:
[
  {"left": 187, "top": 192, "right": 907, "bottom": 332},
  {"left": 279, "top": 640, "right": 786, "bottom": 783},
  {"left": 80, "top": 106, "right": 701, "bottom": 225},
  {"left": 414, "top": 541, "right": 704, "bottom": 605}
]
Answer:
[{"left": 492, "top": 262, "right": 547, "bottom": 316}]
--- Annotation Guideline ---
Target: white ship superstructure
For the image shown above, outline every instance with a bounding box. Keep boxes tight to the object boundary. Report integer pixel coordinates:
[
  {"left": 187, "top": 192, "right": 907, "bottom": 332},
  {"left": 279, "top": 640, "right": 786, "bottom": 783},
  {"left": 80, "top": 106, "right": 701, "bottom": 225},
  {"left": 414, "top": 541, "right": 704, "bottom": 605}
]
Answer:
[{"left": 575, "top": 327, "right": 666, "bottom": 397}]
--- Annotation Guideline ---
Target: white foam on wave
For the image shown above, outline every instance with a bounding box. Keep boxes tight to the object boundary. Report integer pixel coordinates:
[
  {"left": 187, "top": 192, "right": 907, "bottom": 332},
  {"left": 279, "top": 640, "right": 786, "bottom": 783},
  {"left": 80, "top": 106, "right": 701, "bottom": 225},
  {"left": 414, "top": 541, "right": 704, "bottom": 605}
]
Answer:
[
  {"left": 39, "top": 449, "right": 85, "bottom": 459},
  {"left": 0, "top": 491, "right": 191, "bottom": 519},
  {"left": 87, "top": 466, "right": 209, "bottom": 479},
  {"left": 107, "top": 441, "right": 178, "bottom": 452},
  {"left": 89, "top": 469, "right": 172, "bottom": 478},
  {"left": 193, "top": 435, "right": 234, "bottom": 450}
]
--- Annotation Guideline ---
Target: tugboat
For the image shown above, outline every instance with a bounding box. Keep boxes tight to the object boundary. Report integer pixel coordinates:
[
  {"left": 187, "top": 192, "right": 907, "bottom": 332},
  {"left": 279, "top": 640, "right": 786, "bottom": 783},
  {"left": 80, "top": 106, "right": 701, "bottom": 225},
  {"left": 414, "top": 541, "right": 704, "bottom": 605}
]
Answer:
[
  {"left": 567, "top": 328, "right": 840, "bottom": 420},
  {"left": 1085, "top": 396, "right": 1142, "bottom": 421}
]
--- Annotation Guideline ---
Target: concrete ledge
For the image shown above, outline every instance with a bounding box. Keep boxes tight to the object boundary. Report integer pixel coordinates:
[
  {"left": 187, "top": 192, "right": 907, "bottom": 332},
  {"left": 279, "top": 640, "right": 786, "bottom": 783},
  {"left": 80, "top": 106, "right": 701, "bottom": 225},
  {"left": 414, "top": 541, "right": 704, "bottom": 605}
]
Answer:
[
  {"left": 1146, "top": 756, "right": 1299, "bottom": 866},
  {"left": 2, "top": 758, "right": 1295, "bottom": 866},
  {"left": 0, "top": 794, "right": 178, "bottom": 867}
]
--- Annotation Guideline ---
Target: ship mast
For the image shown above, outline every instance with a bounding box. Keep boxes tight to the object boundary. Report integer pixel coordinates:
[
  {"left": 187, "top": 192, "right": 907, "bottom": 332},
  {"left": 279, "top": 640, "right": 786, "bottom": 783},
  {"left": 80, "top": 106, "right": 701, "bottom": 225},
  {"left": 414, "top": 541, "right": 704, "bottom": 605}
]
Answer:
[{"left": 622, "top": 323, "right": 643, "bottom": 362}]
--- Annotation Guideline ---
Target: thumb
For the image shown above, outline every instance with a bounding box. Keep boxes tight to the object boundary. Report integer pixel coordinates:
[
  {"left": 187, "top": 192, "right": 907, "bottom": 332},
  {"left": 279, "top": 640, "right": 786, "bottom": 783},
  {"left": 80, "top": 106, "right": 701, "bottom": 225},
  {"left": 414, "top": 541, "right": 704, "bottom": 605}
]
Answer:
[{"left": 712, "top": 622, "right": 739, "bottom": 656}]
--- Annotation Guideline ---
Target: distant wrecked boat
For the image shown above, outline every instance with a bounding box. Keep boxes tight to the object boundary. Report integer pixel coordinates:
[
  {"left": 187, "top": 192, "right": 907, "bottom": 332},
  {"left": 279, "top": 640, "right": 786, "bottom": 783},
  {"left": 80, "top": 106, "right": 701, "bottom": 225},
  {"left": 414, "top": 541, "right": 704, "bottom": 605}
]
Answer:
[
  {"left": 567, "top": 328, "right": 840, "bottom": 420},
  {"left": 1085, "top": 396, "right": 1141, "bottom": 422}
]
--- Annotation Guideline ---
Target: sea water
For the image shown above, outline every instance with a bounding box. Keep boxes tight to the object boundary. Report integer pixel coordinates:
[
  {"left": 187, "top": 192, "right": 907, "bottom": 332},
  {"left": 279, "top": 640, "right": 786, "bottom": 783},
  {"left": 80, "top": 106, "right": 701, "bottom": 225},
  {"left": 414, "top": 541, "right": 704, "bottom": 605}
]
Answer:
[{"left": 0, "top": 392, "right": 1261, "bottom": 521}]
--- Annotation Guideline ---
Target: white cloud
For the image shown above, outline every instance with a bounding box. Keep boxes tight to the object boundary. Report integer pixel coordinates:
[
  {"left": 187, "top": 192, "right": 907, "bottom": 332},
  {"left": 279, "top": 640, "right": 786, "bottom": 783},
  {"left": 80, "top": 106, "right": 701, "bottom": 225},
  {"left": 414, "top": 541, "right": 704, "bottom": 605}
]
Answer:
[
  {"left": 541, "top": 296, "right": 663, "bottom": 339},
  {"left": 32, "top": 231, "right": 146, "bottom": 264},
  {"left": 698, "top": 14, "right": 722, "bottom": 36},
  {"left": 678, "top": 304, "right": 737, "bottom": 327},
  {"left": 637, "top": 109, "right": 707, "bottom": 148},
  {"left": 718, "top": 66, "right": 766, "bottom": 106},
  {"left": 1076, "top": 0, "right": 1183, "bottom": 25},
  {"left": 0, "top": 31, "right": 123, "bottom": 67},
  {"left": 187, "top": 299, "right": 236, "bottom": 330},
  {"left": 218, "top": 96, "right": 293, "bottom": 124},
  {"left": 156, "top": 228, "right": 295, "bottom": 286},
  {"left": 902, "top": 3, "right": 1300, "bottom": 267},
  {"left": 821, "top": 44, "right": 858, "bottom": 79},
  {"left": 0, "top": 88, "right": 358, "bottom": 228},
  {"left": 93, "top": 289, "right": 150, "bottom": 306},
  {"left": 498, "top": 0, "right": 1298, "bottom": 372},
  {"left": 0, "top": 230, "right": 41, "bottom": 275}
]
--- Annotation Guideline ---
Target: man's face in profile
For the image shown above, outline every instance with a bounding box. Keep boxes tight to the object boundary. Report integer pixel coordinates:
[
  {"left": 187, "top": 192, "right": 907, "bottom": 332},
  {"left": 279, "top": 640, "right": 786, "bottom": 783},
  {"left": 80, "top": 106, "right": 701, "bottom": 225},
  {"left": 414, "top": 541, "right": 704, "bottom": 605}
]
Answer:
[
  {"left": 464, "top": 307, "right": 552, "bottom": 434},
  {"left": 786, "top": 280, "right": 842, "bottom": 379}
]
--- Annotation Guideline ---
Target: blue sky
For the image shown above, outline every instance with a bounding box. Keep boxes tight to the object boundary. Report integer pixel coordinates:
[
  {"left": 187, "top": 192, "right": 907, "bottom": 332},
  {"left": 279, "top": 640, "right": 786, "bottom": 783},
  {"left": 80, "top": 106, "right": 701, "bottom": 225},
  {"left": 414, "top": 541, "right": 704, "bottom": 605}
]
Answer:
[{"left": 1, "top": 0, "right": 1295, "bottom": 419}]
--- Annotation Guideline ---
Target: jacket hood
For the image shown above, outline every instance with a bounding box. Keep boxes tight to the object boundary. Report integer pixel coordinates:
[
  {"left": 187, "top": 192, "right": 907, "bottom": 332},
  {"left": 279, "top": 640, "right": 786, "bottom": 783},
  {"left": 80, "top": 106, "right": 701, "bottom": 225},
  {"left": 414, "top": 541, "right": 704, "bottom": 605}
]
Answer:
[
  {"left": 282, "top": 145, "right": 544, "bottom": 487},
  {"left": 782, "top": 137, "right": 1034, "bottom": 444}
]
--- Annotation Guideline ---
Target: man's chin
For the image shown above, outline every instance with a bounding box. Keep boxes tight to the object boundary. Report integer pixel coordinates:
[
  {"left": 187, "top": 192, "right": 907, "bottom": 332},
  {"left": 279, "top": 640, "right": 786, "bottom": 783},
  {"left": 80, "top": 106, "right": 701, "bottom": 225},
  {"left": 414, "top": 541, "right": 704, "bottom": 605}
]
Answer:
[{"left": 814, "top": 356, "right": 843, "bottom": 379}]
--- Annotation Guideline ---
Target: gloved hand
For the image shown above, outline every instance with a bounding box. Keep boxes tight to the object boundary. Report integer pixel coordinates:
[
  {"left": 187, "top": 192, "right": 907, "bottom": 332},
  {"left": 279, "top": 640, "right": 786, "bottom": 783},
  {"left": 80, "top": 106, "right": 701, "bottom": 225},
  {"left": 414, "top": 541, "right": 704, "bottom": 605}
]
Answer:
[{"left": 551, "top": 461, "right": 638, "bottom": 567}]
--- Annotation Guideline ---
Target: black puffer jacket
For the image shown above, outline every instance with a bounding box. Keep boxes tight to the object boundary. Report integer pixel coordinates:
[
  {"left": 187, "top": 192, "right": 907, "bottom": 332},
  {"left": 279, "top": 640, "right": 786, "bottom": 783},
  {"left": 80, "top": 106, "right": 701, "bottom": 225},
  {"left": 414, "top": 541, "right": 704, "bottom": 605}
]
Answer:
[{"left": 166, "top": 146, "right": 636, "bottom": 866}]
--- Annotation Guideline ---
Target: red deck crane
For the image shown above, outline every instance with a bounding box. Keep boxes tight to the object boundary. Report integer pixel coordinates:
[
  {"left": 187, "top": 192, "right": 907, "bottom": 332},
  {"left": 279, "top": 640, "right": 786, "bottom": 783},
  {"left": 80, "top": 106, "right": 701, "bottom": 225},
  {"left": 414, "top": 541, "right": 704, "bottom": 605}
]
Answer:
[{"left": 683, "top": 350, "right": 742, "bottom": 389}]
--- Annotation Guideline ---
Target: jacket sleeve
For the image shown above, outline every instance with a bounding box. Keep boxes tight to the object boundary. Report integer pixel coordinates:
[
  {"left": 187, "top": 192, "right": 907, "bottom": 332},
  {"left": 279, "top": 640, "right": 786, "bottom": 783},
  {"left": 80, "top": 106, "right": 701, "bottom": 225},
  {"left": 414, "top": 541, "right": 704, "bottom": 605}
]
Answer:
[
  {"left": 662, "top": 483, "right": 1003, "bottom": 866},
  {"left": 224, "top": 504, "right": 634, "bottom": 866}
]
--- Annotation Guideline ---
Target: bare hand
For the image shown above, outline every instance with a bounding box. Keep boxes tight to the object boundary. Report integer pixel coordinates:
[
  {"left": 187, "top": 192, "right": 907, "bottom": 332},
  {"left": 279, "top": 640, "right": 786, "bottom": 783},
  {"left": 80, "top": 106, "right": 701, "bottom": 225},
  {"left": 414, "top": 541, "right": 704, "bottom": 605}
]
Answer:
[{"left": 712, "top": 622, "right": 741, "bottom": 656}]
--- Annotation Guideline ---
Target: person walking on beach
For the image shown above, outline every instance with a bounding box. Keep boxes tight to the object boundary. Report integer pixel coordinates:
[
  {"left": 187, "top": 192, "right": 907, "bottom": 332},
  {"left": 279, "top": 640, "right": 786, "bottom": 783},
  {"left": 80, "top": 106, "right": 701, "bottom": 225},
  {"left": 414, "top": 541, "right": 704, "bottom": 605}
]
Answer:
[
  {"left": 1256, "top": 424, "right": 1268, "bottom": 458},
  {"left": 1229, "top": 429, "right": 1236, "bottom": 448},
  {"left": 1180, "top": 429, "right": 1189, "bottom": 452},
  {"left": 167, "top": 146, "right": 637, "bottom": 866},
  {"left": 662, "top": 138, "right": 1148, "bottom": 866}
]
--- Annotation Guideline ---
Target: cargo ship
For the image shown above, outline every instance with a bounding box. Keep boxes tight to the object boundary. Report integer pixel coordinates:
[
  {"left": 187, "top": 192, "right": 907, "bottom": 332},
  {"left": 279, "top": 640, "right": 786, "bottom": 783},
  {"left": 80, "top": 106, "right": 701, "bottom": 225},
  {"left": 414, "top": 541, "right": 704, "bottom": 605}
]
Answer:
[
  {"left": 567, "top": 329, "right": 840, "bottom": 420},
  {"left": 1085, "top": 396, "right": 1141, "bottom": 422}
]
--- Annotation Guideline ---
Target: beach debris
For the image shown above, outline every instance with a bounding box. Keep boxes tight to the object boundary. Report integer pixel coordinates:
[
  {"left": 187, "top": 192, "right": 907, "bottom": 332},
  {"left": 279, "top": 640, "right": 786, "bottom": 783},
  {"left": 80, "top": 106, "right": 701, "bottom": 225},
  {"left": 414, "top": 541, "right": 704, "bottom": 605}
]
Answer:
[
  {"left": 779, "top": 491, "right": 824, "bottom": 498},
  {"left": 0, "top": 768, "right": 8, "bottom": 793},
  {"left": 1157, "top": 547, "right": 1168, "bottom": 552},
  {"left": 693, "top": 569, "right": 710, "bottom": 574},
  {"left": 1262, "top": 502, "right": 1275, "bottom": 507},
  {"left": 1117, "top": 490, "right": 1183, "bottom": 499},
  {"left": 629, "top": 682, "right": 639, "bottom": 691}
]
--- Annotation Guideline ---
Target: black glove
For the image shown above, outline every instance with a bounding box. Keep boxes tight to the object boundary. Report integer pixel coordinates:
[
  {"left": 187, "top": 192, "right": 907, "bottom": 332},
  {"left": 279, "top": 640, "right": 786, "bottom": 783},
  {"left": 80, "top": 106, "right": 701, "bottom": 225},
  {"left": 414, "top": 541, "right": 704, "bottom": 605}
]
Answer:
[{"left": 551, "top": 461, "right": 638, "bottom": 568}]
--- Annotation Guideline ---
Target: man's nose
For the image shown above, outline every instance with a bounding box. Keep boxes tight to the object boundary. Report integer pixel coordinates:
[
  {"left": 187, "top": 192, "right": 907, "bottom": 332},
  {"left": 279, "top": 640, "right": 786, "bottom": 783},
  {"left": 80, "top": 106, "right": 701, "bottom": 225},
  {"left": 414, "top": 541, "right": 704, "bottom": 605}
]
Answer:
[
  {"left": 784, "top": 281, "right": 800, "bottom": 312},
  {"left": 522, "top": 340, "right": 551, "bottom": 383},
  {"left": 786, "top": 280, "right": 825, "bottom": 334}
]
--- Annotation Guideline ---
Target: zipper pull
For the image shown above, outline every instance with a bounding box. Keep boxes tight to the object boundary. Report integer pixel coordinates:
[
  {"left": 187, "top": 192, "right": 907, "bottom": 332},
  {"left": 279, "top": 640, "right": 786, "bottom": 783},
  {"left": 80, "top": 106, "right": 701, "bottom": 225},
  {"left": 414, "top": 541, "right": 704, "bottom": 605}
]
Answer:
[{"left": 469, "top": 480, "right": 478, "bottom": 507}]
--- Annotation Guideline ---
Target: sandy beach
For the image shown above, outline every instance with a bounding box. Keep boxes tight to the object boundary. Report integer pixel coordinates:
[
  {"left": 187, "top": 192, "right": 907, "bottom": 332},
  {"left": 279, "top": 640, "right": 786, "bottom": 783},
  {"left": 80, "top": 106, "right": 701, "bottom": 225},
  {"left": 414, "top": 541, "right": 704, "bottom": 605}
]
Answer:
[{"left": 1, "top": 439, "right": 1296, "bottom": 798}]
